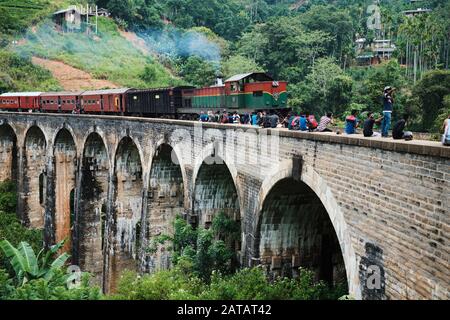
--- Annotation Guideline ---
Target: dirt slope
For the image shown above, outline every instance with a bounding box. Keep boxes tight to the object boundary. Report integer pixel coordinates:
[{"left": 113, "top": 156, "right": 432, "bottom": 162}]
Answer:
[{"left": 32, "top": 57, "right": 119, "bottom": 91}]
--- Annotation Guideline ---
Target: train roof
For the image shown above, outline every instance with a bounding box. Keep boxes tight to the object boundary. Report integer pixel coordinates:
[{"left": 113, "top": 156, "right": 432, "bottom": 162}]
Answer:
[
  {"left": 0, "top": 92, "right": 42, "bottom": 97},
  {"left": 225, "top": 72, "right": 273, "bottom": 83},
  {"left": 127, "top": 86, "right": 195, "bottom": 93},
  {"left": 40, "top": 91, "right": 84, "bottom": 97},
  {"left": 81, "top": 88, "right": 131, "bottom": 95}
]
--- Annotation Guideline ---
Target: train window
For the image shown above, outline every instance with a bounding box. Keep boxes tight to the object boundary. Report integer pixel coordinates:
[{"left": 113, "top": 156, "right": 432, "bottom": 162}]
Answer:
[
  {"left": 62, "top": 100, "right": 66, "bottom": 104},
  {"left": 253, "top": 91, "right": 263, "bottom": 97}
]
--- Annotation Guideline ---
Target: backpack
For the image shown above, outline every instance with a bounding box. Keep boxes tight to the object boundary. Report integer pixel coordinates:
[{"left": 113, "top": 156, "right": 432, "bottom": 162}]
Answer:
[
  {"left": 299, "top": 116, "right": 308, "bottom": 131},
  {"left": 308, "top": 115, "right": 318, "bottom": 129},
  {"left": 291, "top": 116, "right": 300, "bottom": 130}
]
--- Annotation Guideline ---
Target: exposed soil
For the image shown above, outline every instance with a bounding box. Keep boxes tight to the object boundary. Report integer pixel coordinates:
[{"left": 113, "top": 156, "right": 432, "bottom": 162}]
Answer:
[{"left": 32, "top": 56, "right": 119, "bottom": 91}]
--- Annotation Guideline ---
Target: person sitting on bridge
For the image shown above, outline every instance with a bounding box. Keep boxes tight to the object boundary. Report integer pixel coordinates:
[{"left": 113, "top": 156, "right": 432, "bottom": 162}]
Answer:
[
  {"left": 315, "top": 112, "right": 334, "bottom": 132},
  {"left": 345, "top": 110, "right": 360, "bottom": 134},
  {"left": 200, "top": 111, "right": 209, "bottom": 122},
  {"left": 307, "top": 113, "right": 319, "bottom": 132},
  {"left": 251, "top": 112, "right": 259, "bottom": 126},
  {"left": 258, "top": 111, "right": 267, "bottom": 127},
  {"left": 214, "top": 111, "right": 221, "bottom": 123},
  {"left": 242, "top": 112, "right": 250, "bottom": 125},
  {"left": 286, "top": 112, "right": 294, "bottom": 130},
  {"left": 299, "top": 112, "right": 309, "bottom": 131},
  {"left": 268, "top": 111, "right": 279, "bottom": 128},
  {"left": 392, "top": 114, "right": 413, "bottom": 141},
  {"left": 221, "top": 111, "right": 229, "bottom": 124},
  {"left": 232, "top": 111, "right": 241, "bottom": 124},
  {"left": 363, "top": 112, "right": 383, "bottom": 137},
  {"left": 442, "top": 115, "right": 450, "bottom": 146}
]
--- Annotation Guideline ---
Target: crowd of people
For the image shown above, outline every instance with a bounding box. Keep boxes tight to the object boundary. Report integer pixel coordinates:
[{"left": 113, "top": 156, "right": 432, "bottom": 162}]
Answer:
[{"left": 198, "top": 86, "right": 450, "bottom": 146}]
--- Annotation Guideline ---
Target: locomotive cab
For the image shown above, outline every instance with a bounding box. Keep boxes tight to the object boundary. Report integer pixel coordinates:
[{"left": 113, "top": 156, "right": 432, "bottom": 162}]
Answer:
[{"left": 224, "top": 72, "right": 287, "bottom": 112}]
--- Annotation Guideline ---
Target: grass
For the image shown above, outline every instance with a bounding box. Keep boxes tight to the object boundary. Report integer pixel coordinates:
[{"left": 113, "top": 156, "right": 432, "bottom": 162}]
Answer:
[
  {"left": 0, "top": 49, "right": 61, "bottom": 92},
  {"left": 15, "top": 17, "right": 180, "bottom": 89}
]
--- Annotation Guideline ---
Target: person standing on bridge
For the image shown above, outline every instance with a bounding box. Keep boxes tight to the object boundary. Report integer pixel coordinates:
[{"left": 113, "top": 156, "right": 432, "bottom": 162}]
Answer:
[
  {"left": 441, "top": 114, "right": 450, "bottom": 145},
  {"left": 381, "top": 86, "right": 395, "bottom": 137}
]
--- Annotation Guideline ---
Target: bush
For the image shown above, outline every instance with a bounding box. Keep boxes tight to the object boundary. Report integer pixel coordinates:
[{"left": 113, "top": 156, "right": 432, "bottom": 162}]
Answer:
[
  {"left": 0, "top": 181, "right": 42, "bottom": 275},
  {"left": 112, "top": 266, "right": 347, "bottom": 300},
  {"left": 0, "top": 181, "right": 16, "bottom": 213}
]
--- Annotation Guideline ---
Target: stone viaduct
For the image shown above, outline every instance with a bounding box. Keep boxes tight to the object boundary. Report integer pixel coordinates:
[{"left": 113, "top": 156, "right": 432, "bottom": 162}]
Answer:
[{"left": 0, "top": 112, "right": 448, "bottom": 300}]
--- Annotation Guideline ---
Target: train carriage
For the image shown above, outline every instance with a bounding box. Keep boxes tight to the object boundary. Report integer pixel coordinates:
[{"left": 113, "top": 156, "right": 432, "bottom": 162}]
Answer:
[
  {"left": 40, "top": 91, "right": 82, "bottom": 113},
  {"left": 0, "top": 92, "right": 41, "bottom": 111},
  {"left": 81, "top": 88, "right": 129, "bottom": 114},
  {"left": 126, "top": 87, "right": 193, "bottom": 116}
]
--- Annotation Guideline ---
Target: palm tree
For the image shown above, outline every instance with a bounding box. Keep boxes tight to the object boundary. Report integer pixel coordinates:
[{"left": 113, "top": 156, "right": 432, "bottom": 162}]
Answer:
[{"left": 0, "top": 239, "right": 69, "bottom": 286}]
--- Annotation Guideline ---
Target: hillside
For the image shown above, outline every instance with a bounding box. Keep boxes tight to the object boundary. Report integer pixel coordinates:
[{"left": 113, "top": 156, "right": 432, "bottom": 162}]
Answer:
[
  {"left": 15, "top": 17, "right": 179, "bottom": 89},
  {"left": 32, "top": 56, "right": 118, "bottom": 90}
]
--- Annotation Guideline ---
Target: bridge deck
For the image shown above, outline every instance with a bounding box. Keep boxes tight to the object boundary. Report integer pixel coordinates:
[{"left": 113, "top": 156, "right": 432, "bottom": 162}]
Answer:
[{"left": 1, "top": 112, "right": 449, "bottom": 159}]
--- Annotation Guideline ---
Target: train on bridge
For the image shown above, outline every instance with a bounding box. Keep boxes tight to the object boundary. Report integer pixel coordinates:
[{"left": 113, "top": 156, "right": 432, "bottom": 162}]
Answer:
[{"left": 0, "top": 72, "right": 288, "bottom": 118}]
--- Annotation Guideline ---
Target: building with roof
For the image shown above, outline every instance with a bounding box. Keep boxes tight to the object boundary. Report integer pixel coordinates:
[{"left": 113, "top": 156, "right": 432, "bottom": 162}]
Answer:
[{"left": 53, "top": 5, "right": 98, "bottom": 33}]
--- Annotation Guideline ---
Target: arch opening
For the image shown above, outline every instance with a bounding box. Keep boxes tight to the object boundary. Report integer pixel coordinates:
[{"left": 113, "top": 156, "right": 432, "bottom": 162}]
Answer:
[
  {"left": 145, "top": 144, "right": 184, "bottom": 273},
  {"left": 193, "top": 160, "right": 241, "bottom": 264},
  {"left": 0, "top": 124, "right": 18, "bottom": 183},
  {"left": 79, "top": 133, "right": 109, "bottom": 285},
  {"left": 23, "top": 126, "right": 47, "bottom": 229},
  {"left": 53, "top": 128, "right": 77, "bottom": 254},
  {"left": 256, "top": 178, "right": 348, "bottom": 289},
  {"left": 110, "top": 137, "right": 143, "bottom": 291}
]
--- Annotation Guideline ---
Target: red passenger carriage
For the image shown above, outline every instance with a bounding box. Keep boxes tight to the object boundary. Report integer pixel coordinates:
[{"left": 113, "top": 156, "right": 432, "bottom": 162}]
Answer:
[
  {"left": 40, "top": 91, "right": 82, "bottom": 113},
  {"left": 0, "top": 92, "right": 41, "bottom": 111}
]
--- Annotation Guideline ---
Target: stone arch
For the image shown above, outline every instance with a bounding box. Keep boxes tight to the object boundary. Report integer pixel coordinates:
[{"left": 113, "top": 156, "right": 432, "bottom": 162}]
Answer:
[
  {"left": 144, "top": 143, "right": 185, "bottom": 273},
  {"left": 109, "top": 136, "right": 143, "bottom": 291},
  {"left": 254, "top": 161, "right": 360, "bottom": 299},
  {"left": 53, "top": 128, "right": 77, "bottom": 254},
  {"left": 192, "top": 149, "right": 241, "bottom": 229},
  {"left": 0, "top": 123, "right": 18, "bottom": 183},
  {"left": 191, "top": 142, "right": 244, "bottom": 216},
  {"left": 78, "top": 132, "right": 109, "bottom": 285},
  {"left": 23, "top": 126, "right": 47, "bottom": 229}
]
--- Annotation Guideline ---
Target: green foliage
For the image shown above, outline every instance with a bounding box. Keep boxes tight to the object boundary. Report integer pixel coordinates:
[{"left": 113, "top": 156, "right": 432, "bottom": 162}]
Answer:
[
  {"left": 178, "top": 56, "right": 217, "bottom": 87},
  {"left": 349, "top": 60, "right": 410, "bottom": 124},
  {"left": 410, "top": 70, "right": 450, "bottom": 131},
  {"left": 112, "top": 266, "right": 347, "bottom": 300},
  {"left": 151, "top": 213, "right": 240, "bottom": 282},
  {"left": 0, "top": 180, "right": 16, "bottom": 213},
  {"left": 292, "top": 57, "right": 353, "bottom": 115},
  {"left": 0, "top": 239, "right": 70, "bottom": 286},
  {"left": 0, "top": 223, "right": 100, "bottom": 300},
  {"left": 0, "top": 50, "right": 61, "bottom": 93},
  {"left": 222, "top": 55, "right": 263, "bottom": 79},
  {"left": 0, "top": 181, "right": 42, "bottom": 275},
  {"left": 3, "top": 268, "right": 101, "bottom": 300},
  {"left": 16, "top": 17, "right": 175, "bottom": 89}
]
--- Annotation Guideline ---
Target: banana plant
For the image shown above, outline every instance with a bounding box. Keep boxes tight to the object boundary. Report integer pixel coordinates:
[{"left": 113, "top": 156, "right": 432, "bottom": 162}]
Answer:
[{"left": 0, "top": 239, "right": 70, "bottom": 286}]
